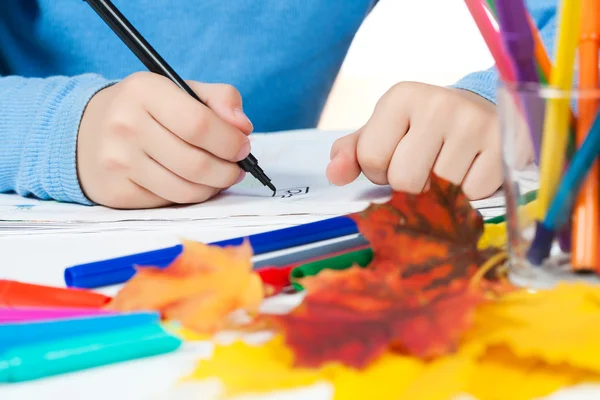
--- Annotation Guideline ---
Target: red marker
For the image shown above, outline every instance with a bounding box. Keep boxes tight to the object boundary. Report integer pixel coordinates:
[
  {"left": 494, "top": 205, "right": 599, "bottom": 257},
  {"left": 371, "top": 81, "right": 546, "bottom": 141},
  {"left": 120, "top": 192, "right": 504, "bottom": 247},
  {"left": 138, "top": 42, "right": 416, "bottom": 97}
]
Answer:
[
  {"left": 0, "top": 280, "right": 111, "bottom": 309},
  {"left": 257, "top": 265, "right": 295, "bottom": 295}
]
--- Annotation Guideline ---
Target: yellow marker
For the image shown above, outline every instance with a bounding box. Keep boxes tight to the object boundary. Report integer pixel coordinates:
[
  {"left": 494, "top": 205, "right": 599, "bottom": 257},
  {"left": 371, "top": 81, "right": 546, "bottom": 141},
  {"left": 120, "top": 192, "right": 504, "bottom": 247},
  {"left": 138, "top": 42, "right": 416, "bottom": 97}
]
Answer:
[
  {"left": 537, "top": 0, "right": 582, "bottom": 218},
  {"left": 519, "top": 199, "right": 540, "bottom": 224}
]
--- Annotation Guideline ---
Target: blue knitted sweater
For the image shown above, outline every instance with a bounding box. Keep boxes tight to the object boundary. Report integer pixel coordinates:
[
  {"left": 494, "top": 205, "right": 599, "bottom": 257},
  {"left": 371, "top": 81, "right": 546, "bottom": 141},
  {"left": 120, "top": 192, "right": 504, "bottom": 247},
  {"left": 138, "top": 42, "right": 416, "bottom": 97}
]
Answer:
[{"left": 0, "top": 0, "right": 557, "bottom": 205}]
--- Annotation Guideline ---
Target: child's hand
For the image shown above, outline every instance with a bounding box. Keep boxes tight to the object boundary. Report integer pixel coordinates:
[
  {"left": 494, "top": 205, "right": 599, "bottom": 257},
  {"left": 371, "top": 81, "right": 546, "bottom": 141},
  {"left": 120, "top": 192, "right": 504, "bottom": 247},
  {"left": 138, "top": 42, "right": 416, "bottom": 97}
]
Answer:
[
  {"left": 77, "top": 72, "right": 253, "bottom": 209},
  {"left": 326, "top": 82, "right": 533, "bottom": 200}
]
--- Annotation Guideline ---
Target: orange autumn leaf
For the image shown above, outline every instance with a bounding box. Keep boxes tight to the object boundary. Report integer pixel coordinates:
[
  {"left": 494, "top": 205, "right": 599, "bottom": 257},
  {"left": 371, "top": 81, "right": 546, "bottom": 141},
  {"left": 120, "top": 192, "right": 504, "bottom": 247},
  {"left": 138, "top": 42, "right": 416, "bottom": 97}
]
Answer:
[
  {"left": 108, "top": 240, "right": 264, "bottom": 334},
  {"left": 266, "top": 174, "right": 507, "bottom": 368}
]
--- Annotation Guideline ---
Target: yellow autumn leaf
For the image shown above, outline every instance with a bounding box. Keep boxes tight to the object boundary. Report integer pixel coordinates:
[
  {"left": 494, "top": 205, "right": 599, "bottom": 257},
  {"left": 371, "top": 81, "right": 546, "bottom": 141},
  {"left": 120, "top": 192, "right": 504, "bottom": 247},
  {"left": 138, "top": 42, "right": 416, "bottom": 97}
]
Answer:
[
  {"left": 477, "top": 200, "right": 538, "bottom": 250},
  {"left": 398, "top": 353, "right": 475, "bottom": 400},
  {"left": 187, "top": 335, "right": 479, "bottom": 400},
  {"left": 466, "top": 346, "right": 599, "bottom": 400},
  {"left": 322, "top": 353, "right": 425, "bottom": 400},
  {"left": 463, "top": 282, "right": 600, "bottom": 373},
  {"left": 187, "top": 336, "right": 324, "bottom": 396},
  {"left": 478, "top": 222, "right": 507, "bottom": 250}
]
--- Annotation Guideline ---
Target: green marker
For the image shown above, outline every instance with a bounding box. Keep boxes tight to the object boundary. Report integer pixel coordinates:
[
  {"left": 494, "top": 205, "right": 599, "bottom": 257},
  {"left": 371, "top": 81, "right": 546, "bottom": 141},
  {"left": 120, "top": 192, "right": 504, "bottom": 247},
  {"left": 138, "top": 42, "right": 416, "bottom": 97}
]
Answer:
[
  {"left": 485, "top": 0, "right": 497, "bottom": 14},
  {"left": 0, "top": 323, "right": 181, "bottom": 383},
  {"left": 291, "top": 248, "right": 374, "bottom": 290}
]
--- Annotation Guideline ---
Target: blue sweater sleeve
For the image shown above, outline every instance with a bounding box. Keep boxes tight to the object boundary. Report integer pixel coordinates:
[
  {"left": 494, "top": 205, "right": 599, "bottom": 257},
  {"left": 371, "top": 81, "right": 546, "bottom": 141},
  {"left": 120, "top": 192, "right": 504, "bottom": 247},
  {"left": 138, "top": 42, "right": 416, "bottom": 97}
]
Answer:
[
  {"left": 0, "top": 74, "right": 114, "bottom": 205},
  {"left": 451, "top": 0, "right": 558, "bottom": 103}
]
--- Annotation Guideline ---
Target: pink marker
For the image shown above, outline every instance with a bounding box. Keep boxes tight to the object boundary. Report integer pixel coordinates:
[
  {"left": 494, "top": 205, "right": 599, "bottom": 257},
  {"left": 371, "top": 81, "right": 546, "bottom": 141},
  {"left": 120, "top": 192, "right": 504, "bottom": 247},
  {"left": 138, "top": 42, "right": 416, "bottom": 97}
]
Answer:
[
  {"left": 464, "top": 0, "right": 517, "bottom": 82},
  {"left": 0, "top": 307, "right": 116, "bottom": 323}
]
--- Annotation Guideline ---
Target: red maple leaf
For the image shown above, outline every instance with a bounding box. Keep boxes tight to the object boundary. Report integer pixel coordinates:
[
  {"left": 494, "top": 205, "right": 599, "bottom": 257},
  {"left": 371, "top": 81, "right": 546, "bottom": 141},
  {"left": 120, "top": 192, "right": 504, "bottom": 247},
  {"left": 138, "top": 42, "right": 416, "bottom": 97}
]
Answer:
[
  {"left": 267, "top": 174, "right": 506, "bottom": 368},
  {"left": 350, "top": 173, "right": 503, "bottom": 296},
  {"left": 269, "top": 266, "right": 485, "bottom": 368}
]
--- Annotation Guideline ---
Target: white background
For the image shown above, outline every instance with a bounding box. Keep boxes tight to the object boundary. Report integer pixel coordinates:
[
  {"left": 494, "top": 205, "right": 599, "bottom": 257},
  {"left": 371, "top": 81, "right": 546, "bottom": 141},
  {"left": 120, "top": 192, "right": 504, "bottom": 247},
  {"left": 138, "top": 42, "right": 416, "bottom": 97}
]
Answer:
[{"left": 319, "top": 0, "right": 495, "bottom": 129}]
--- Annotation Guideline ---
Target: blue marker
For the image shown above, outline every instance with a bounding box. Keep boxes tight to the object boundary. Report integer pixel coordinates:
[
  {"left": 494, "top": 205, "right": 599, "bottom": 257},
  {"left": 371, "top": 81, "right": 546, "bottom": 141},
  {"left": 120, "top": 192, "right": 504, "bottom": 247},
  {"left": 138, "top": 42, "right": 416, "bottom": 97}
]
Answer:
[
  {"left": 528, "top": 109, "right": 600, "bottom": 265},
  {"left": 65, "top": 216, "right": 360, "bottom": 288}
]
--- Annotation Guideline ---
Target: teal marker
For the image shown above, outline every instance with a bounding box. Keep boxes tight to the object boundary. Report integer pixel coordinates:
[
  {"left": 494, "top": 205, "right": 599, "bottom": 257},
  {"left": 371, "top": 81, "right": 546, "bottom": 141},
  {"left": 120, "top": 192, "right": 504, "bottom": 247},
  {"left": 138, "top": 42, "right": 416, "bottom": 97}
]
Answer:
[
  {"left": 0, "top": 323, "right": 181, "bottom": 383},
  {"left": 0, "top": 311, "right": 160, "bottom": 349}
]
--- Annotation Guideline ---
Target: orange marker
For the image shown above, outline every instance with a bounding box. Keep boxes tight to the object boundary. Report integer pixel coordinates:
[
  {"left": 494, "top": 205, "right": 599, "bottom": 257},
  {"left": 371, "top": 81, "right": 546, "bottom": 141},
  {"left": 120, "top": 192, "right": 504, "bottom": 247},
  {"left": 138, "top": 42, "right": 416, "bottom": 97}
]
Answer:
[
  {"left": 572, "top": 0, "right": 600, "bottom": 271},
  {"left": 528, "top": 16, "right": 552, "bottom": 78}
]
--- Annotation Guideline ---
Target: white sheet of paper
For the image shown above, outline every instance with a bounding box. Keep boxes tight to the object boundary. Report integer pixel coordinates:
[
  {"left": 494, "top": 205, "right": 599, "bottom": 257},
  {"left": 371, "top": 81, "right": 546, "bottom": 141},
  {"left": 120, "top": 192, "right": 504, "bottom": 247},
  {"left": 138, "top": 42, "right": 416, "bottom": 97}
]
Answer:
[{"left": 0, "top": 129, "right": 537, "bottom": 234}]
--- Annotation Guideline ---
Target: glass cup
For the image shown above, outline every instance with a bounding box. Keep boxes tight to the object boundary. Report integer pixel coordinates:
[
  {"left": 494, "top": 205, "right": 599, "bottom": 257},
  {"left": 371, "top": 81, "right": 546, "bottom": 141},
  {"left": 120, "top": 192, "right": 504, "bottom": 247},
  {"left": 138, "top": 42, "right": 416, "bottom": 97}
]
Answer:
[{"left": 497, "top": 82, "right": 600, "bottom": 288}]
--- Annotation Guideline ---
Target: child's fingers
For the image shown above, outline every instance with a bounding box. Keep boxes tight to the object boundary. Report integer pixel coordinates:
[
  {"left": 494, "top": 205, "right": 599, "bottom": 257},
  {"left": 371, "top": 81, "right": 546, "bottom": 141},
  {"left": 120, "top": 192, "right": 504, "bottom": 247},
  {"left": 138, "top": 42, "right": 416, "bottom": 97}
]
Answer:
[
  {"left": 329, "top": 129, "right": 360, "bottom": 160},
  {"left": 91, "top": 175, "right": 172, "bottom": 210},
  {"left": 186, "top": 81, "right": 254, "bottom": 135},
  {"left": 387, "top": 124, "right": 443, "bottom": 193},
  {"left": 461, "top": 150, "right": 503, "bottom": 200},
  {"left": 327, "top": 151, "right": 361, "bottom": 186},
  {"left": 110, "top": 184, "right": 170, "bottom": 210},
  {"left": 130, "top": 154, "right": 220, "bottom": 205},
  {"left": 128, "top": 74, "right": 250, "bottom": 162},
  {"left": 140, "top": 116, "right": 243, "bottom": 189},
  {"left": 326, "top": 130, "right": 361, "bottom": 186},
  {"left": 356, "top": 100, "right": 411, "bottom": 184},
  {"left": 432, "top": 136, "right": 480, "bottom": 186}
]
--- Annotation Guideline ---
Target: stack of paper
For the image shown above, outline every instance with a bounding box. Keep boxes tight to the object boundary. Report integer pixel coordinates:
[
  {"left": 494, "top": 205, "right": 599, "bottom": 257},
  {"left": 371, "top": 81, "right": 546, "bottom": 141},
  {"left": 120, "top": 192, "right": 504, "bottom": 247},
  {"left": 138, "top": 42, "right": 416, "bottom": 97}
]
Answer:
[{"left": 0, "top": 130, "right": 538, "bottom": 236}]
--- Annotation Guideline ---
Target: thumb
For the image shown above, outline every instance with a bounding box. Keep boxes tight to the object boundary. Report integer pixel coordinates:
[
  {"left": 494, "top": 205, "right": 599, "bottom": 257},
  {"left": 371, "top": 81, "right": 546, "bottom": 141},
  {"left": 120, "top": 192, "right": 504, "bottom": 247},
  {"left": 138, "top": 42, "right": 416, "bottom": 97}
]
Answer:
[
  {"left": 187, "top": 81, "right": 254, "bottom": 135},
  {"left": 326, "top": 130, "right": 362, "bottom": 186}
]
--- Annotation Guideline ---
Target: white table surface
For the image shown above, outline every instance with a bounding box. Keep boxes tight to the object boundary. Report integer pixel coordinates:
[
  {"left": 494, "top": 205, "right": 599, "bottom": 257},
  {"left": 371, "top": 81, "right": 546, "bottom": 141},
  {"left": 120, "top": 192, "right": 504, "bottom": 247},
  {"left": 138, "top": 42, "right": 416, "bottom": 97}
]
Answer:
[{"left": 2, "top": 226, "right": 600, "bottom": 400}]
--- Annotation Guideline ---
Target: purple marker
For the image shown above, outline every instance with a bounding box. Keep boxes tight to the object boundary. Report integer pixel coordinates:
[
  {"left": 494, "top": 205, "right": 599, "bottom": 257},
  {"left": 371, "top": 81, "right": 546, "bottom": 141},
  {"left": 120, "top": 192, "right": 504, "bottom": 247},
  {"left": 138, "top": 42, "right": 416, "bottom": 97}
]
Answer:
[
  {"left": 496, "top": 0, "right": 544, "bottom": 162},
  {"left": 495, "top": 0, "right": 538, "bottom": 82}
]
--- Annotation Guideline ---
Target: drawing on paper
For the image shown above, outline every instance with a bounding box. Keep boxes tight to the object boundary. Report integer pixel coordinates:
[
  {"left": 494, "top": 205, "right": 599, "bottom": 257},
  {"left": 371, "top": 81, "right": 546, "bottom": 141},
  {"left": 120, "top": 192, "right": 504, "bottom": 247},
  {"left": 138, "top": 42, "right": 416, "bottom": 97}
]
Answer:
[{"left": 272, "top": 187, "right": 310, "bottom": 198}]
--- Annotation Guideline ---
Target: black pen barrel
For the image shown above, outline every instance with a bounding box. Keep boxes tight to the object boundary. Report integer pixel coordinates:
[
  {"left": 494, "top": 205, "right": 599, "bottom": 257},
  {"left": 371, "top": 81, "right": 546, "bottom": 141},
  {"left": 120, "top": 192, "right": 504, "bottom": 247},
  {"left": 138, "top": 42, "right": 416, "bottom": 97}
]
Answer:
[{"left": 84, "top": 0, "right": 200, "bottom": 101}]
